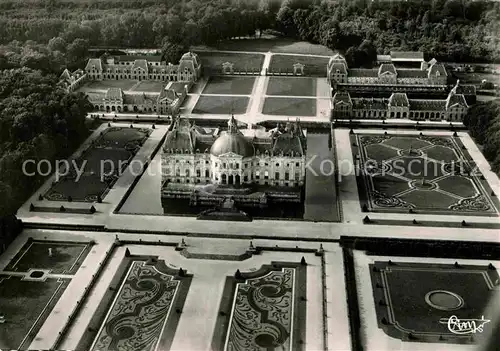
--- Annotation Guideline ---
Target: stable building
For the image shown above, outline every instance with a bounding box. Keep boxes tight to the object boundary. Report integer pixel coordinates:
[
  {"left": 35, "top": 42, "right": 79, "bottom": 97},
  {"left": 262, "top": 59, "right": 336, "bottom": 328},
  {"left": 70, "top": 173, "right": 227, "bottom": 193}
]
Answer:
[
  {"left": 331, "top": 81, "right": 468, "bottom": 122},
  {"left": 84, "top": 51, "right": 201, "bottom": 83},
  {"left": 88, "top": 84, "right": 188, "bottom": 115}
]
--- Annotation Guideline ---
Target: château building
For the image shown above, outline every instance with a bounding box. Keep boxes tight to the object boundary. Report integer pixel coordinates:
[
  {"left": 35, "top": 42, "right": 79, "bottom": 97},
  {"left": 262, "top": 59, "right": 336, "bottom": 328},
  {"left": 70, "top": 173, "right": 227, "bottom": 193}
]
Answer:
[
  {"left": 161, "top": 116, "right": 307, "bottom": 207},
  {"left": 327, "top": 53, "right": 447, "bottom": 87},
  {"left": 59, "top": 68, "right": 86, "bottom": 92},
  {"left": 84, "top": 52, "right": 202, "bottom": 82},
  {"left": 331, "top": 81, "right": 469, "bottom": 121},
  {"left": 87, "top": 83, "right": 190, "bottom": 114},
  {"left": 327, "top": 51, "right": 474, "bottom": 121}
]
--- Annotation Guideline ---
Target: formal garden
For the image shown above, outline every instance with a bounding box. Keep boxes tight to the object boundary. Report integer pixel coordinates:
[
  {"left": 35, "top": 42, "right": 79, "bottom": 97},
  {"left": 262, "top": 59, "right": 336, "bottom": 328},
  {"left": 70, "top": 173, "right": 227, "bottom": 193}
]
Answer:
[
  {"left": 370, "top": 261, "right": 499, "bottom": 344},
  {"left": 4, "top": 239, "right": 92, "bottom": 275},
  {"left": 0, "top": 275, "right": 70, "bottom": 350},
  {"left": 43, "top": 126, "right": 151, "bottom": 202},
  {"left": 192, "top": 95, "right": 249, "bottom": 114},
  {"left": 266, "top": 77, "right": 317, "bottom": 97},
  {"left": 0, "top": 238, "right": 91, "bottom": 349},
  {"left": 202, "top": 76, "right": 256, "bottom": 95},
  {"left": 212, "top": 262, "right": 306, "bottom": 351},
  {"left": 262, "top": 97, "right": 316, "bottom": 117},
  {"left": 88, "top": 259, "right": 191, "bottom": 351},
  {"left": 352, "top": 133, "right": 499, "bottom": 216}
]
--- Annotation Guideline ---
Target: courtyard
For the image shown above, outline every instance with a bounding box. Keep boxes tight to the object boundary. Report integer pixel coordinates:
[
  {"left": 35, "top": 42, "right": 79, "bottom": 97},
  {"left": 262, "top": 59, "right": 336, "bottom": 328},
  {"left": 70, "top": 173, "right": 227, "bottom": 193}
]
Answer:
[
  {"left": 266, "top": 77, "right": 317, "bottom": 97},
  {"left": 202, "top": 76, "right": 255, "bottom": 95},
  {"left": 353, "top": 133, "right": 499, "bottom": 216},
  {"left": 44, "top": 126, "right": 151, "bottom": 202},
  {"left": 262, "top": 97, "right": 316, "bottom": 116},
  {"left": 192, "top": 95, "right": 249, "bottom": 115},
  {"left": 78, "top": 80, "right": 138, "bottom": 93},
  {"left": 129, "top": 80, "right": 165, "bottom": 93},
  {"left": 370, "top": 261, "right": 499, "bottom": 343}
]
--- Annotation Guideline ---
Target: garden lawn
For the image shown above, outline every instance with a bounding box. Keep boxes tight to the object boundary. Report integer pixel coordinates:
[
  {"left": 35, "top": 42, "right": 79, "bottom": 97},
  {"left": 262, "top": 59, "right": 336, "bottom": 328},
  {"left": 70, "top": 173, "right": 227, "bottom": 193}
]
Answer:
[
  {"left": 192, "top": 95, "right": 249, "bottom": 114},
  {"left": 262, "top": 97, "right": 316, "bottom": 116}
]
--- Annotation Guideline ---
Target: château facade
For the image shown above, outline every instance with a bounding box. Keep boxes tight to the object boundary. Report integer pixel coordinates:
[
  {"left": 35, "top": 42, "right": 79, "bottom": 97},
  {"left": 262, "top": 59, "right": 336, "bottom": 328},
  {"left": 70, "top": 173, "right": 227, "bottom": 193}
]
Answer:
[
  {"left": 328, "top": 51, "right": 473, "bottom": 121},
  {"left": 84, "top": 52, "right": 202, "bottom": 83},
  {"left": 327, "top": 52, "right": 447, "bottom": 86},
  {"left": 161, "top": 116, "right": 307, "bottom": 206},
  {"left": 331, "top": 81, "right": 468, "bottom": 121}
]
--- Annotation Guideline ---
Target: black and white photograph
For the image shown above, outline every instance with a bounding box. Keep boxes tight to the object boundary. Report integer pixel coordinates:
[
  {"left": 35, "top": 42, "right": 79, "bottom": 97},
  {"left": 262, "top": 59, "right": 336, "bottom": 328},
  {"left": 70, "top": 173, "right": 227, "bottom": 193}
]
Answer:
[{"left": 0, "top": 0, "right": 499, "bottom": 350}]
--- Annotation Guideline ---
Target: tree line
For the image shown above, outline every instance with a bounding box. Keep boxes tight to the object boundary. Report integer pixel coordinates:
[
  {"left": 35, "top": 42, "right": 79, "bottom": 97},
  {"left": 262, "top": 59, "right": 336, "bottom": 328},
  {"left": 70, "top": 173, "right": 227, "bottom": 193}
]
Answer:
[
  {"left": 0, "top": 69, "right": 92, "bottom": 217},
  {"left": 463, "top": 100, "right": 500, "bottom": 174},
  {"left": 0, "top": 0, "right": 499, "bottom": 68}
]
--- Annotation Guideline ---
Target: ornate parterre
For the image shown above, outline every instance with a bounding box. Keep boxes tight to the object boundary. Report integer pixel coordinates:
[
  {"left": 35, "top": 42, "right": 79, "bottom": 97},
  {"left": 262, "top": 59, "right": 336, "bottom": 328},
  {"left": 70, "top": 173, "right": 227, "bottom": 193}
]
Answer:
[{"left": 352, "top": 133, "right": 499, "bottom": 216}]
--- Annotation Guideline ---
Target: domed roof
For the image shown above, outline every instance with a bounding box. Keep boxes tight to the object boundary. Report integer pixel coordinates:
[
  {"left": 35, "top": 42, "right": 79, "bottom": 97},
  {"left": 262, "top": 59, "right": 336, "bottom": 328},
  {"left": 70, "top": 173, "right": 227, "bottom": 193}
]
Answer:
[
  {"left": 180, "top": 52, "right": 199, "bottom": 64},
  {"left": 210, "top": 132, "right": 254, "bottom": 157}
]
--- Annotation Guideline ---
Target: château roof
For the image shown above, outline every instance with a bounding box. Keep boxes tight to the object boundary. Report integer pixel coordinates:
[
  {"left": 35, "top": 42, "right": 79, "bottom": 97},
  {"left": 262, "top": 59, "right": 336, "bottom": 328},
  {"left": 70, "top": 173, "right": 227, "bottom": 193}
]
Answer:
[
  {"left": 388, "top": 93, "right": 409, "bottom": 107},
  {"left": 210, "top": 116, "right": 254, "bottom": 158},
  {"left": 348, "top": 68, "right": 378, "bottom": 77},
  {"left": 397, "top": 69, "right": 428, "bottom": 78},
  {"left": 409, "top": 100, "right": 446, "bottom": 111},
  {"left": 332, "top": 91, "right": 352, "bottom": 105},
  {"left": 105, "top": 88, "right": 123, "bottom": 100},
  {"left": 85, "top": 58, "right": 102, "bottom": 71},
  {"left": 390, "top": 51, "right": 424, "bottom": 61},
  {"left": 428, "top": 63, "right": 447, "bottom": 77},
  {"left": 378, "top": 63, "right": 397, "bottom": 75}
]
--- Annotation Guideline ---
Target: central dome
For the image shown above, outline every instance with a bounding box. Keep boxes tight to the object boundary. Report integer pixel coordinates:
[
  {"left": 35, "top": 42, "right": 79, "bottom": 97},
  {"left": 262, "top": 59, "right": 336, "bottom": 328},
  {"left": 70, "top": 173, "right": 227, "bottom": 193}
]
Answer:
[{"left": 210, "top": 132, "right": 254, "bottom": 157}]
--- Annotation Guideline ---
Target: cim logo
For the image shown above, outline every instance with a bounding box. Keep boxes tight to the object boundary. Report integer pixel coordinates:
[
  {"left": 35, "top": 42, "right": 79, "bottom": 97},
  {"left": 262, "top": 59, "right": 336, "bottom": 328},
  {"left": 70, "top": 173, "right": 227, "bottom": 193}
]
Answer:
[{"left": 439, "top": 315, "right": 491, "bottom": 335}]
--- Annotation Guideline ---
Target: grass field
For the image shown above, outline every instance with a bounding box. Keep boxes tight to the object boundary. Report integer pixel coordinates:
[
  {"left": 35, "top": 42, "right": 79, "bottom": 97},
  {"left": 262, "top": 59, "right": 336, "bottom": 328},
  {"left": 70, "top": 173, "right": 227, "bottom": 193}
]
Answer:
[
  {"left": 354, "top": 134, "right": 498, "bottom": 216},
  {"left": 130, "top": 80, "right": 164, "bottom": 93},
  {"left": 197, "top": 52, "right": 265, "bottom": 73},
  {"left": 193, "top": 35, "right": 335, "bottom": 56},
  {"left": 192, "top": 95, "right": 249, "bottom": 114},
  {"left": 266, "top": 77, "right": 317, "bottom": 96},
  {"left": 202, "top": 76, "right": 255, "bottom": 95},
  {"left": 268, "top": 55, "right": 330, "bottom": 76},
  {"left": 4, "top": 240, "right": 91, "bottom": 274},
  {"left": 262, "top": 97, "right": 316, "bottom": 116},
  {"left": 370, "top": 262, "right": 498, "bottom": 343},
  {"left": 0, "top": 276, "right": 70, "bottom": 350}
]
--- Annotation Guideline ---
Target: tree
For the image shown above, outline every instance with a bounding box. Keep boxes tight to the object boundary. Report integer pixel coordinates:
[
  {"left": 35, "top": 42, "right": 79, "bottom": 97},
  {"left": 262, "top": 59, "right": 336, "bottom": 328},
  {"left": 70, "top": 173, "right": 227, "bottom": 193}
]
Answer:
[{"left": 161, "top": 40, "right": 187, "bottom": 64}]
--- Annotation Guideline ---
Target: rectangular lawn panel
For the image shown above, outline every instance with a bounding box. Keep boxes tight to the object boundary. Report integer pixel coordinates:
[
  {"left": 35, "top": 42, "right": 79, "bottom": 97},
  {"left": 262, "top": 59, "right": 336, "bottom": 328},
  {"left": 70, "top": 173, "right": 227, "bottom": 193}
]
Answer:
[
  {"left": 44, "top": 127, "right": 151, "bottom": 202},
  {"left": 353, "top": 133, "right": 499, "bottom": 216},
  {"left": 266, "top": 77, "right": 317, "bottom": 96},
  {"left": 4, "top": 240, "right": 91, "bottom": 274},
  {"left": 370, "top": 262, "right": 499, "bottom": 344},
  {"left": 0, "top": 276, "right": 70, "bottom": 350},
  {"left": 268, "top": 55, "right": 330, "bottom": 76},
  {"left": 262, "top": 97, "right": 316, "bottom": 116},
  {"left": 202, "top": 76, "right": 255, "bottom": 95},
  {"left": 198, "top": 52, "right": 265, "bottom": 73},
  {"left": 192, "top": 95, "right": 249, "bottom": 114}
]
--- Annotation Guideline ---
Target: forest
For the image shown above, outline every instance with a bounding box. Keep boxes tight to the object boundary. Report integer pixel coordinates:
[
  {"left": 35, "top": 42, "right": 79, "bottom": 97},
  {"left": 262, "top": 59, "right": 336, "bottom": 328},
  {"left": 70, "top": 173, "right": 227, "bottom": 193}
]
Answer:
[{"left": 0, "top": 0, "right": 499, "bottom": 221}]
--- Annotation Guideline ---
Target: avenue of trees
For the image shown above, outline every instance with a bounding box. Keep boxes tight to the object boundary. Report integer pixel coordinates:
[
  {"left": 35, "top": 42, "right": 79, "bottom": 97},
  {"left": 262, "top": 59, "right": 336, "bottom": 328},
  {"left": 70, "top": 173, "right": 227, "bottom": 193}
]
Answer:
[
  {"left": 0, "top": 69, "right": 92, "bottom": 217},
  {"left": 463, "top": 100, "right": 500, "bottom": 174}
]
